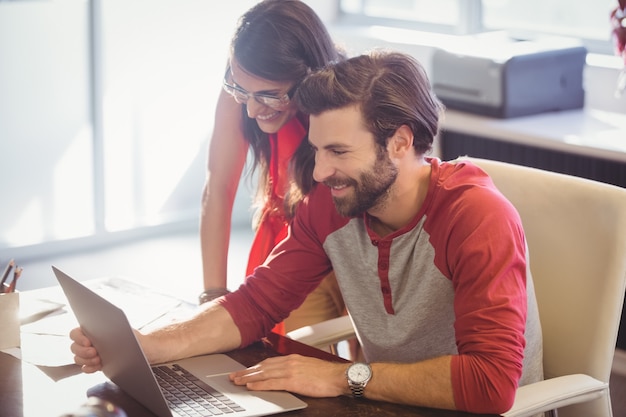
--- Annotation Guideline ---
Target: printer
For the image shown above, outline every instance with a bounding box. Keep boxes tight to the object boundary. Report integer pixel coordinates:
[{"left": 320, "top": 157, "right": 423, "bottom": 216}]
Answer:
[{"left": 431, "top": 33, "right": 587, "bottom": 118}]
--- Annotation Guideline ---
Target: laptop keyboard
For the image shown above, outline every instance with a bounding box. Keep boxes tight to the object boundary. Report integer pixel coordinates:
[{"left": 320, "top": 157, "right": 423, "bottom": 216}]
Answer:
[{"left": 153, "top": 364, "right": 246, "bottom": 416}]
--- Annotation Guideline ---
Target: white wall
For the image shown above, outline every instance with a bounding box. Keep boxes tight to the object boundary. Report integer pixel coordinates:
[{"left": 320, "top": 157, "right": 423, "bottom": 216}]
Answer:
[
  {"left": 0, "top": 1, "right": 94, "bottom": 249},
  {"left": 0, "top": 0, "right": 259, "bottom": 259},
  {"left": 96, "top": 0, "right": 257, "bottom": 231}
]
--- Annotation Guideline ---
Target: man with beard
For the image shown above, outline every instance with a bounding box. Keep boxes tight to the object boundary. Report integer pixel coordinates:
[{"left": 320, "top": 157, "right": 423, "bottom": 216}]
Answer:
[{"left": 70, "top": 50, "right": 543, "bottom": 415}]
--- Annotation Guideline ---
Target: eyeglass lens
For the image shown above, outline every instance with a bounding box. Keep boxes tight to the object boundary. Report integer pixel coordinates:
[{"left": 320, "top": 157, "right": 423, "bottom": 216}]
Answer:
[{"left": 223, "top": 75, "right": 291, "bottom": 109}]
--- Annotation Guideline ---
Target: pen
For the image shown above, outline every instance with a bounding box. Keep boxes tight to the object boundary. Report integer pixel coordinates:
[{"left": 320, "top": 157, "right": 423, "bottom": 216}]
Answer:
[
  {"left": 0, "top": 259, "right": 14, "bottom": 293},
  {"left": 4, "top": 266, "right": 22, "bottom": 294}
]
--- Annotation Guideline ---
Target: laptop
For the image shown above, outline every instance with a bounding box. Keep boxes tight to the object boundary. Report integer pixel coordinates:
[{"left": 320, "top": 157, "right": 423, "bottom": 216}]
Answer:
[{"left": 52, "top": 266, "right": 307, "bottom": 417}]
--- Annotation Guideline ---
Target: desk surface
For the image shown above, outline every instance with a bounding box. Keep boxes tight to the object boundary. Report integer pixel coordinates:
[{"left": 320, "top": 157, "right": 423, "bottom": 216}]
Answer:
[
  {"left": 2, "top": 284, "right": 497, "bottom": 417},
  {"left": 1, "top": 332, "right": 497, "bottom": 417}
]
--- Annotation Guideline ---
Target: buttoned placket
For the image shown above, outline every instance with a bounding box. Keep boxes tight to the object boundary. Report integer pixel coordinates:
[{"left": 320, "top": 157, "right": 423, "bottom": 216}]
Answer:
[{"left": 371, "top": 237, "right": 395, "bottom": 314}]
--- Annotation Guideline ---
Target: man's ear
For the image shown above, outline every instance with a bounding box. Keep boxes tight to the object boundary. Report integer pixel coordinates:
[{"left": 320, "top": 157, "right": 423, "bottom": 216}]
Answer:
[{"left": 388, "top": 125, "right": 414, "bottom": 157}]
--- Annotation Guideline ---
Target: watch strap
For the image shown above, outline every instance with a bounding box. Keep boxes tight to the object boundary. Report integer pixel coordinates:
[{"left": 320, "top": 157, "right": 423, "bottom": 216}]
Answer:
[
  {"left": 349, "top": 382, "right": 367, "bottom": 398},
  {"left": 198, "top": 288, "right": 230, "bottom": 304}
]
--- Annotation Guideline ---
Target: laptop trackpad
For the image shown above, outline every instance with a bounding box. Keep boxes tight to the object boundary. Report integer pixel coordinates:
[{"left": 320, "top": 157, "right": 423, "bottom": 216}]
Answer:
[{"left": 173, "top": 354, "right": 308, "bottom": 412}]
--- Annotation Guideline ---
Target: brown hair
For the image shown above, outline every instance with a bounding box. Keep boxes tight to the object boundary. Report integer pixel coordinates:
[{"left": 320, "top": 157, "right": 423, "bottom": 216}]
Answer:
[
  {"left": 291, "top": 49, "right": 444, "bottom": 196},
  {"left": 230, "top": 0, "right": 344, "bottom": 218}
]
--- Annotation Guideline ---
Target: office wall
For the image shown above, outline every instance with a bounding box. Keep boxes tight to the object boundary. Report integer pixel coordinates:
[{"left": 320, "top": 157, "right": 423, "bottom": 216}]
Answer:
[
  {"left": 0, "top": 1, "right": 94, "bottom": 250},
  {"left": 0, "top": 0, "right": 258, "bottom": 259},
  {"left": 95, "top": 0, "right": 256, "bottom": 232}
]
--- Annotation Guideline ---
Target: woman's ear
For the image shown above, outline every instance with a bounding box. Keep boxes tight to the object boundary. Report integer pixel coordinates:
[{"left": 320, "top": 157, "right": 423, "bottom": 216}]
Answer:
[{"left": 388, "top": 125, "right": 414, "bottom": 158}]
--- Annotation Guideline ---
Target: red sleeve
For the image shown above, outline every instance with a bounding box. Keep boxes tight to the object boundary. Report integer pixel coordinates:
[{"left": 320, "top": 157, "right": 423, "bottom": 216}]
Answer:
[
  {"left": 428, "top": 164, "right": 528, "bottom": 414},
  {"left": 220, "top": 185, "right": 341, "bottom": 347}
]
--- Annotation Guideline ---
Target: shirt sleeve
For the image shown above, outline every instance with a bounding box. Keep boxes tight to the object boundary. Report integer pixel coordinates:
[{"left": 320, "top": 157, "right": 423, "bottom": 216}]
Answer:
[
  {"left": 429, "top": 164, "right": 528, "bottom": 414},
  {"left": 219, "top": 185, "right": 336, "bottom": 347}
]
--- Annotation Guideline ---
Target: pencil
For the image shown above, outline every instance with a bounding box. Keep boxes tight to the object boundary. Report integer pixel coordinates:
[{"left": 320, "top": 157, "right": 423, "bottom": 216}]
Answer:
[
  {"left": 0, "top": 259, "right": 14, "bottom": 289},
  {"left": 5, "top": 266, "right": 22, "bottom": 293}
]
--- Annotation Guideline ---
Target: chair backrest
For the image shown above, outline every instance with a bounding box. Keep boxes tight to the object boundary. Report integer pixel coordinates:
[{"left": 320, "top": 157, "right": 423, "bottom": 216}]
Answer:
[{"left": 467, "top": 158, "right": 626, "bottom": 387}]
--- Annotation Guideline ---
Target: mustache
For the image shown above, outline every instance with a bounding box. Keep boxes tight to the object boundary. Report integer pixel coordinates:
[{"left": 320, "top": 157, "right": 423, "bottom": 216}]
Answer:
[{"left": 323, "top": 177, "right": 357, "bottom": 188}]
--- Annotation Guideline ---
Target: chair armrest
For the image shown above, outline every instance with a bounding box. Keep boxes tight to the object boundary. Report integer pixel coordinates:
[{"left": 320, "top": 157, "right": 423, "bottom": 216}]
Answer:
[
  {"left": 286, "top": 315, "right": 355, "bottom": 350},
  {"left": 503, "top": 374, "right": 608, "bottom": 417}
]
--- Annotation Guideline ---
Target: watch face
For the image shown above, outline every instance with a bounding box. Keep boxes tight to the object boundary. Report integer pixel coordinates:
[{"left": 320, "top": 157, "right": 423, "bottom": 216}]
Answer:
[{"left": 347, "top": 363, "right": 371, "bottom": 383}]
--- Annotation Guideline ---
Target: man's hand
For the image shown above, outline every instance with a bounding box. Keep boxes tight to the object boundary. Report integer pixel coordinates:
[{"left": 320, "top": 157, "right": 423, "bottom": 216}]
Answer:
[
  {"left": 229, "top": 354, "right": 349, "bottom": 398},
  {"left": 69, "top": 327, "right": 102, "bottom": 373}
]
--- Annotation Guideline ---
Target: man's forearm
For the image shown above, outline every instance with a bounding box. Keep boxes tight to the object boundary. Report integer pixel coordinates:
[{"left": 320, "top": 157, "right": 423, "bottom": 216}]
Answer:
[
  {"left": 140, "top": 302, "right": 242, "bottom": 364},
  {"left": 365, "top": 356, "right": 456, "bottom": 410}
]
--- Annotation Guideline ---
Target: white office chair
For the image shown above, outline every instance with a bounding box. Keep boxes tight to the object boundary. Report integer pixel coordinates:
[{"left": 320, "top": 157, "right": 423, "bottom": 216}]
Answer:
[{"left": 287, "top": 157, "right": 626, "bottom": 417}]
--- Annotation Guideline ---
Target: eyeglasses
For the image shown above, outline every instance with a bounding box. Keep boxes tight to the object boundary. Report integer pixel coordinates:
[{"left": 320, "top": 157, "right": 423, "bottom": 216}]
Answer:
[{"left": 222, "top": 69, "right": 294, "bottom": 110}]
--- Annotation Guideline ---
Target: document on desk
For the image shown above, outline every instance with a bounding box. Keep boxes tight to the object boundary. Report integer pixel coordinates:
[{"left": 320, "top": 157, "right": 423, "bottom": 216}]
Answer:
[{"left": 3, "top": 276, "right": 196, "bottom": 367}]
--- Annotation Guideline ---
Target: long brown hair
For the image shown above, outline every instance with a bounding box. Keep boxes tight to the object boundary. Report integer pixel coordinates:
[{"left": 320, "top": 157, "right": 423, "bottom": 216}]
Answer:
[{"left": 229, "top": 0, "right": 344, "bottom": 217}]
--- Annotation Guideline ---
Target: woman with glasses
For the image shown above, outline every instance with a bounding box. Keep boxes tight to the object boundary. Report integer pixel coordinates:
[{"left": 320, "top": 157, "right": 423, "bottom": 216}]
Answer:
[{"left": 199, "top": 0, "right": 347, "bottom": 336}]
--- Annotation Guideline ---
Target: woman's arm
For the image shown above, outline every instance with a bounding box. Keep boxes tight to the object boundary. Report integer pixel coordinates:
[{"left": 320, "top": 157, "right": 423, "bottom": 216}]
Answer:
[{"left": 200, "top": 88, "right": 249, "bottom": 294}]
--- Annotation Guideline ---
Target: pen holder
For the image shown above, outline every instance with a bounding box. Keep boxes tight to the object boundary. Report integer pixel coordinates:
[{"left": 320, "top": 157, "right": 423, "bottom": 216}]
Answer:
[{"left": 0, "top": 291, "right": 20, "bottom": 349}]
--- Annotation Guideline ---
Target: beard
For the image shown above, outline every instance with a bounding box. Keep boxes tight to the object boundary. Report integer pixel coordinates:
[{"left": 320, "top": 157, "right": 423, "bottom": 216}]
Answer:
[{"left": 326, "top": 147, "right": 398, "bottom": 217}]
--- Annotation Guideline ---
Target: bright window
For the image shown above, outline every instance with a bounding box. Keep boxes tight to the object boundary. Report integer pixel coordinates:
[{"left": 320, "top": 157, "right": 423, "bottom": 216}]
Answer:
[{"left": 340, "top": 0, "right": 618, "bottom": 54}]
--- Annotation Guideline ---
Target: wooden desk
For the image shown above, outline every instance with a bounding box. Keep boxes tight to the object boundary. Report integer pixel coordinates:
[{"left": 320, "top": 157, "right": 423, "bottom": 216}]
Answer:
[
  {"left": 0, "top": 331, "right": 495, "bottom": 417},
  {"left": 3, "top": 282, "right": 496, "bottom": 417}
]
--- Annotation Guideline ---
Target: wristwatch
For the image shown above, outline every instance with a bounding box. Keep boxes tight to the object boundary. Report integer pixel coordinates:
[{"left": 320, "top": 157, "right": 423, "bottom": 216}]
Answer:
[
  {"left": 346, "top": 362, "right": 372, "bottom": 398},
  {"left": 198, "top": 288, "right": 230, "bottom": 305}
]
